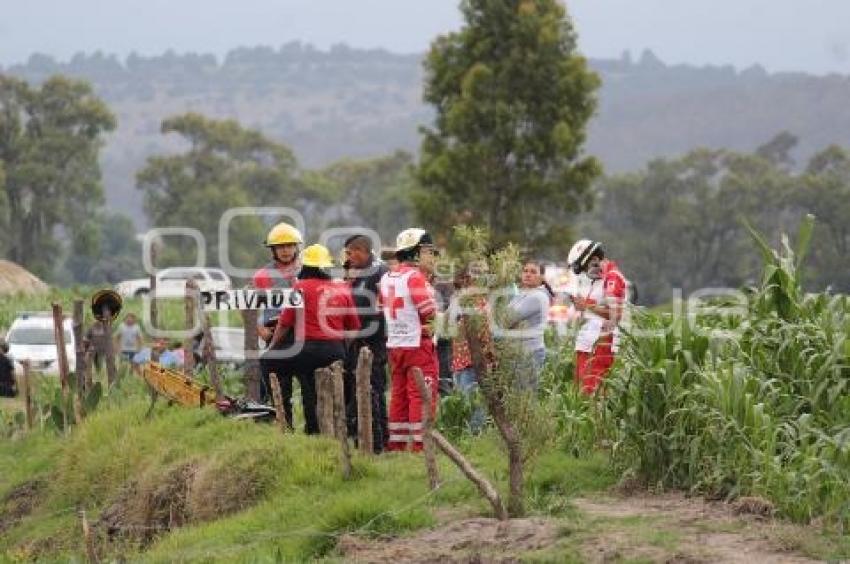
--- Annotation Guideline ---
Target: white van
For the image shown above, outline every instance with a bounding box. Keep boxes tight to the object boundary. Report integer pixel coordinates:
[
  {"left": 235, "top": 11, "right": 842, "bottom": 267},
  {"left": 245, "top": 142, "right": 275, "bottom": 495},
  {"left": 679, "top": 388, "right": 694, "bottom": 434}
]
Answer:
[
  {"left": 6, "top": 312, "right": 76, "bottom": 377},
  {"left": 114, "top": 267, "right": 232, "bottom": 298}
]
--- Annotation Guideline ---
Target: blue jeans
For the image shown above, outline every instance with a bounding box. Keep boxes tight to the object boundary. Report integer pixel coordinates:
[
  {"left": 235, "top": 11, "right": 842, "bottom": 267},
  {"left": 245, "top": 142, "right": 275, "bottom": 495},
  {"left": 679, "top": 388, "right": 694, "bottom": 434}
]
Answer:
[{"left": 453, "top": 368, "right": 485, "bottom": 433}]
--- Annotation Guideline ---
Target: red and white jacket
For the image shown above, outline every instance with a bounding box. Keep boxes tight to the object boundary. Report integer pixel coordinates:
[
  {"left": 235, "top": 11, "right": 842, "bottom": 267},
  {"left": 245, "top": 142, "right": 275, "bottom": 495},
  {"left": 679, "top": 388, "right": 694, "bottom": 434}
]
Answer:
[
  {"left": 574, "top": 261, "right": 627, "bottom": 353},
  {"left": 379, "top": 265, "right": 436, "bottom": 349}
]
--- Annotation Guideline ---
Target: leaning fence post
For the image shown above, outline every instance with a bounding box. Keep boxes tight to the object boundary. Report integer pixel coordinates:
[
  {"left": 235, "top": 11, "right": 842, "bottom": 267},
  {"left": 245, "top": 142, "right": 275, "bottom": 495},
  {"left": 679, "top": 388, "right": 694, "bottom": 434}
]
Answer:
[
  {"left": 22, "top": 360, "right": 34, "bottom": 431},
  {"left": 269, "top": 373, "right": 287, "bottom": 433},
  {"left": 80, "top": 510, "right": 98, "bottom": 563},
  {"left": 413, "top": 368, "right": 440, "bottom": 490},
  {"left": 331, "top": 361, "right": 352, "bottom": 479},
  {"left": 355, "top": 346, "right": 374, "bottom": 454},
  {"left": 149, "top": 244, "right": 159, "bottom": 362},
  {"left": 316, "top": 367, "right": 335, "bottom": 436}
]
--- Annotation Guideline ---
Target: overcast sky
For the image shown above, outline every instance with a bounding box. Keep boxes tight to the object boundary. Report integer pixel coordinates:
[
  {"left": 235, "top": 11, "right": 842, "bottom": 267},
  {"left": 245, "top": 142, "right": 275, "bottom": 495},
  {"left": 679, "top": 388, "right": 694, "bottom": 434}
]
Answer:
[{"left": 2, "top": 0, "right": 849, "bottom": 74}]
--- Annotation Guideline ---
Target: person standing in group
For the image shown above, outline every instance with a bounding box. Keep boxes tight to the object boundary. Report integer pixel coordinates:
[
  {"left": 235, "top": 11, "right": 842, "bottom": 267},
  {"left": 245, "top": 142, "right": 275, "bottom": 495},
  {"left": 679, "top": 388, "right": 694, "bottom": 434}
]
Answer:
[
  {"left": 342, "top": 234, "right": 389, "bottom": 452},
  {"left": 269, "top": 244, "right": 360, "bottom": 434},
  {"left": 114, "top": 313, "right": 143, "bottom": 374},
  {"left": 567, "top": 239, "right": 627, "bottom": 395},
  {"left": 504, "top": 260, "right": 552, "bottom": 392},
  {"left": 379, "top": 228, "right": 440, "bottom": 452},
  {"left": 0, "top": 340, "right": 16, "bottom": 398},
  {"left": 84, "top": 318, "right": 110, "bottom": 373},
  {"left": 253, "top": 222, "right": 302, "bottom": 404}
]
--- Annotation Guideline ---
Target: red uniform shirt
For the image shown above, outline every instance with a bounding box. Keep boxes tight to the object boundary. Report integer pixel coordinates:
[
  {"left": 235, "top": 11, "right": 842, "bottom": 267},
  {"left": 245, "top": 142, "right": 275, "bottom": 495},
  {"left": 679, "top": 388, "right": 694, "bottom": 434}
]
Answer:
[{"left": 277, "top": 278, "right": 360, "bottom": 341}]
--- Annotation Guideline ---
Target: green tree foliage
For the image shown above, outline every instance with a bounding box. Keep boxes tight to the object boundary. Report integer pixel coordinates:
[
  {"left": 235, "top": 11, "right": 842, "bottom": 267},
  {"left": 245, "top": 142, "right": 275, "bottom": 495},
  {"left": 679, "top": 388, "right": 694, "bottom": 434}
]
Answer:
[
  {"left": 319, "top": 150, "right": 416, "bottom": 244},
  {"left": 0, "top": 75, "right": 115, "bottom": 278},
  {"left": 58, "top": 212, "right": 142, "bottom": 285},
  {"left": 795, "top": 145, "right": 850, "bottom": 292},
  {"left": 586, "top": 148, "right": 793, "bottom": 305},
  {"left": 416, "top": 0, "right": 601, "bottom": 254},
  {"left": 136, "top": 113, "right": 308, "bottom": 270}
]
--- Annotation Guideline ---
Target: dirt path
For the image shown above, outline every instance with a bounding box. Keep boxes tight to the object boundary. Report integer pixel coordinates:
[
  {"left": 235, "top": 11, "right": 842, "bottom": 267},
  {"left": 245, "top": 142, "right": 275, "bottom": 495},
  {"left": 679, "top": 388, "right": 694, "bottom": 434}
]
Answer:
[
  {"left": 573, "top": 492, "right": 819, "bottom": 563},
  {"left": 338, "top": 493, "right": 826, "bottom": 563}
]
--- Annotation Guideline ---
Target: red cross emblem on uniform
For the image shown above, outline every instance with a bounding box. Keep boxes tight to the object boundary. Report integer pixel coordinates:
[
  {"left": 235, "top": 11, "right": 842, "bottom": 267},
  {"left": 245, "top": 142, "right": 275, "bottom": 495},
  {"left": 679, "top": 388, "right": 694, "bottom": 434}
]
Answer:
[{"left": 383, "top": 285, "right": 405, "bottom": 319}]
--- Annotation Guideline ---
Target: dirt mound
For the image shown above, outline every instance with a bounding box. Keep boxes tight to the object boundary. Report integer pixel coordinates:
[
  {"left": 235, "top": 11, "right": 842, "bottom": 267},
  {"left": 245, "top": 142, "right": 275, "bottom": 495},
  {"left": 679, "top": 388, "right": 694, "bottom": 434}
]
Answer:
[
  {"left": 98, "top": 450, "right": 277, "bottom": 547},
  {"left": 0, "top": 260, "right": 49, "bottom": 296},
  {"left": 0, "top": 480, "right": 46, "bottom": 534},
  {"left": 574, "top": 493, "right": 819, "bottom": 563},
  {"left": 338, "top": 517, "right": 560, "bottom": 563}
]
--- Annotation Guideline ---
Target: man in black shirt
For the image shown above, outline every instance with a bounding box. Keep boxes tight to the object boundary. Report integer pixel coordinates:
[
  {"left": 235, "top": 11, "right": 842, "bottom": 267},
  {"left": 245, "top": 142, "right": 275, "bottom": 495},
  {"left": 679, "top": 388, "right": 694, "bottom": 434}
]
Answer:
[{"left": 343, "top": 235, "right": 389, "bottom": 452}]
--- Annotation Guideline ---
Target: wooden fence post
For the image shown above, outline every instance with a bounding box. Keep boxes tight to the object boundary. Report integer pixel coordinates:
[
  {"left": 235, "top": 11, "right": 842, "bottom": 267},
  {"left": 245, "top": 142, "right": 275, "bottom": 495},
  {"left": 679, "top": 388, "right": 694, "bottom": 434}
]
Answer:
[
  {"left": 269, "top": 373, "right": 287, "bottom": 433},
  {"left": 84, "top": 349, "right": 94, "bottom": 392},
  {"left": 431, "top": 430, "right": 508, "bottom": 521},
  {"left": 81, "top": 510, "right": 98, "bottom": 563},
  {"left": 355, "top": 347, "right": 374, "bottom": 454},
  {"left": 240, "top": 308, "right": 260, "bottom": 401},
  {"left": 413, "top": 368, "right": 440, "bottom": 490},
  {"left": 149, "top": 244, "right": 159, "bottom": 363},
  {"left": 184, "top": 280, "right": 197, "bottom": 376},
  {"left": 316, "top": 367, "right": 335, "bottom": 436},
  {"left": 202, "top": 314, "right": 223, "bottom": 401},
  {"left": 332, "top": 361, "right": 352, "bottom": 479},
  {"left": 73, "top": 299, "right": 86, "bottom": 395},
  {"left": 22, "top": 360, "right": 34, "bottom": 431},
  {"left": 51, "top": 303, "right": 71, "bottom": 430}
]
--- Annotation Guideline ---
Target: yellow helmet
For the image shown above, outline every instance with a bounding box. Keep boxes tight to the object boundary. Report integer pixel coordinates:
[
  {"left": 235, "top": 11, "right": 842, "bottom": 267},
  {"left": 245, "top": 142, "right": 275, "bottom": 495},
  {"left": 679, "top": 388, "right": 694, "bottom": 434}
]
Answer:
[
  {"left": 264, "top": 223, "right": 303, "bottom": 247},
  {"left": 301, "top": 244, "right": 334, "bottom": 268}
]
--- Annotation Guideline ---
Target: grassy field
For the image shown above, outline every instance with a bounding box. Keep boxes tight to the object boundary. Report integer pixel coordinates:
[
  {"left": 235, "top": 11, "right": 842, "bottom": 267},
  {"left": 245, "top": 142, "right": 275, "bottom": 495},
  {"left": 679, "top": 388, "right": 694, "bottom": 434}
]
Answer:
[{"left": 1, "top": 227, "right": 849, "bottom": 561}]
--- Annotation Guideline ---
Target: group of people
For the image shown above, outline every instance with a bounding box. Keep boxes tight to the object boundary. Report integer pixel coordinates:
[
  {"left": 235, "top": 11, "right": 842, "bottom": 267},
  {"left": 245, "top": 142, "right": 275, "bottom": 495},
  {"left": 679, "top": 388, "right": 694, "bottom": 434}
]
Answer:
[{"left": 251, "top": 222, "right": 627, "bottom": 454}]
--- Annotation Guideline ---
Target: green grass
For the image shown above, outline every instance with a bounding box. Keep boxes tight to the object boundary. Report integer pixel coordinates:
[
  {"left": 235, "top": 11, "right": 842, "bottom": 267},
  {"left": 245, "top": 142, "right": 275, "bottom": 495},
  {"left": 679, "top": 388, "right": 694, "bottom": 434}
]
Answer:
[{"left": 0, "top": 387, "right": 614, "bottom": 563}]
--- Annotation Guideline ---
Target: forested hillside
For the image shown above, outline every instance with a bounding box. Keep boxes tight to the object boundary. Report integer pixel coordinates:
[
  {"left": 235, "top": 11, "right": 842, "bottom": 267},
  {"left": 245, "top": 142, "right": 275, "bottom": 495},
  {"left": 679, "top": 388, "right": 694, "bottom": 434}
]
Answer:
[{"left": 4, "top": 44, "right": 849, "bottom": 222}]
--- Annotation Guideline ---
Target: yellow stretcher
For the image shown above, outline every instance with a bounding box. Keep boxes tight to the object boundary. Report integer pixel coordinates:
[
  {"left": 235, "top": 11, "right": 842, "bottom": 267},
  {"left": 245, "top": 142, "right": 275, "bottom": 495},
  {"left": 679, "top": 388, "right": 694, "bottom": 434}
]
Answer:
[{"left": 141, "top": 362, "right": 217, "bottom": 409}]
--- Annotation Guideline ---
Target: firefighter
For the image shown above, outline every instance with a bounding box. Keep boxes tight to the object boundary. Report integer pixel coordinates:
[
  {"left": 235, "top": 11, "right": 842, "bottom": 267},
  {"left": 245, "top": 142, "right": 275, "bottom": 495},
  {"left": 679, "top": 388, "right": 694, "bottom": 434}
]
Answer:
[
  {"left": 253, "top": 222, "right": 302, "bottom": 404},
  {"left": 379, "top": 228, "right": 440, "bottom": 452},
  {"left": 268, "top": 244, "right": 360, "bottom": 434},
  {"left": 567, "top": 239, "right": 627, "bottom": 394}
]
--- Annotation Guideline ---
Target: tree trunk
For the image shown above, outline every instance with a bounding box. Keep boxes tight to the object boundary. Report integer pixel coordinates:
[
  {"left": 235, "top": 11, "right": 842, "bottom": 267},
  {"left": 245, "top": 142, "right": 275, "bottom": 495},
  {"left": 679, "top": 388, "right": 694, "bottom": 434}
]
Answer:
[{"left": 461, "top": 314, "right": 524, "bottom": 517}]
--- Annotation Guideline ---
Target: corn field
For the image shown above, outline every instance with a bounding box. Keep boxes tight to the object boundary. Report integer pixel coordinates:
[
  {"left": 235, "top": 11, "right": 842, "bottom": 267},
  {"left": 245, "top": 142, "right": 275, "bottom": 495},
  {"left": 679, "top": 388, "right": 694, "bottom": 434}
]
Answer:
[{"left": 604, "top": 217, "right": 850, "bottom": 529}]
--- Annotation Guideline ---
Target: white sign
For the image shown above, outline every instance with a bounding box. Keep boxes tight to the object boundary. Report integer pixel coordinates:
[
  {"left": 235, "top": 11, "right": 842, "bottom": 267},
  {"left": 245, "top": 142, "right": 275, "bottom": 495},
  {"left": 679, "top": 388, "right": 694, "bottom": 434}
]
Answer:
[{"left": 200, "top": 289, "right": 303, "bottom": 312}]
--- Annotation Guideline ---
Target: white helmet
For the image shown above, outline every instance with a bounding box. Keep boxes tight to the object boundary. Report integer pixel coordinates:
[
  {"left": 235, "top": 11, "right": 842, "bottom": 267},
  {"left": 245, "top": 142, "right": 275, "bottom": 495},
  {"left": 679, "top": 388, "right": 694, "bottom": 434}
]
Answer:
[
  {"left": 567, "top": 239, "right": 603, "bottom": 274},
  {"left": 395, "top": 228, "right": 434, "bottom": 253}
]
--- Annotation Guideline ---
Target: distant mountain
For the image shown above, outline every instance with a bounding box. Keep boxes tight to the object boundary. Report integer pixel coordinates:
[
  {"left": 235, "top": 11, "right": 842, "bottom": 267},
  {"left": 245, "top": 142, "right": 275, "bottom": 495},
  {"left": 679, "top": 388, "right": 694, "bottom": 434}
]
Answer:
[{"left": 4, "top": 43, "right": 850, "bottom": 224}]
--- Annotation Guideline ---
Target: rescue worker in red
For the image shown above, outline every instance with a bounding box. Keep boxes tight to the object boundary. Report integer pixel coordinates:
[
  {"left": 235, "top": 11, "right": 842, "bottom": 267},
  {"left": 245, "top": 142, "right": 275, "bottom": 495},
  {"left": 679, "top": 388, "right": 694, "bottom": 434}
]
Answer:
[
  {"left": 379, "top": 228, "right": 440, "bottom": 452},
  {"left": 567, "top": 239, "right": 627, "bottom": 395},
  {"left": 253, "top": 222, "right": 302, "bottom": 404},
  {"left": 268, "top": 244, "right": 360, "bottom": 434}
]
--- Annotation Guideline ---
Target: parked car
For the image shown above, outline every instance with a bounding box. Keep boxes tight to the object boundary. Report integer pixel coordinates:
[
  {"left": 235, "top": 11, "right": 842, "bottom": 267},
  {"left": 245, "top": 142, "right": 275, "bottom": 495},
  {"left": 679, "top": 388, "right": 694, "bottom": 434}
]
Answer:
[
  {"left": 6, "top": 312, "right": 75, "bottom": 377},
  {"left": 114, "top": 267, "right": 232, "bottom": 298}
]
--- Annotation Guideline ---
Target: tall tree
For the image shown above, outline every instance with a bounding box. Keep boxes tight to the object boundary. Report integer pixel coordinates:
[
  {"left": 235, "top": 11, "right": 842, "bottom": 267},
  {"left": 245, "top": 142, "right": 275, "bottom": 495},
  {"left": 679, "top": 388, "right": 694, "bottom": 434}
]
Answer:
[
  {"left": 795, "top": 146, "right": 850, "bottom": 292},
  {"left": 320, "top": 150, "right": 416, "bottom": 243},
  {"left": 416, "top": 0, "right": 601, "bottom": 255},
  {"left": 0, "top": 75, "right": 115, "bottom": 278},
  {"left": 136, "top": 113, "right": 307, "bottom": 270}
]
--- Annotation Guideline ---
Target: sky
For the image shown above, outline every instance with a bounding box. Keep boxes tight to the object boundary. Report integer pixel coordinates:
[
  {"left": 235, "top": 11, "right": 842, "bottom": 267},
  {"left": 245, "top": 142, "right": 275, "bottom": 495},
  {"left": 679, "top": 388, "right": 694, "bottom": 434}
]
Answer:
[{"left": 1, "top": 0, "right": 849, "bottom": 75}]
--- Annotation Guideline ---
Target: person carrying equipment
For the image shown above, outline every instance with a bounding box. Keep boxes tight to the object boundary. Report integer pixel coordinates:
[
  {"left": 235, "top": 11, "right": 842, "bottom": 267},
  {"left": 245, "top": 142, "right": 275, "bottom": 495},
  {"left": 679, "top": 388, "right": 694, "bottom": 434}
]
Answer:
[
  {"left": 379, "top": 228, "right": 440, "bottom": 452},
  {"left": 567, "top": 239, "right": 627, "bottom": 394}
]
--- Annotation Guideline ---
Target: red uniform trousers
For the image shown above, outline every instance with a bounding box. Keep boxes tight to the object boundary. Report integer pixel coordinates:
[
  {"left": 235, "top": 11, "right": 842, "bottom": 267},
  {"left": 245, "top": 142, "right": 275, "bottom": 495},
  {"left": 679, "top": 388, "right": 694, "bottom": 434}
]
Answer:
[
  {"left": 575, "top": 334, "right": 615, "bottom": 395},
  {"left": 387, "top": 338, "right": 439, "bottom": 452}
]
